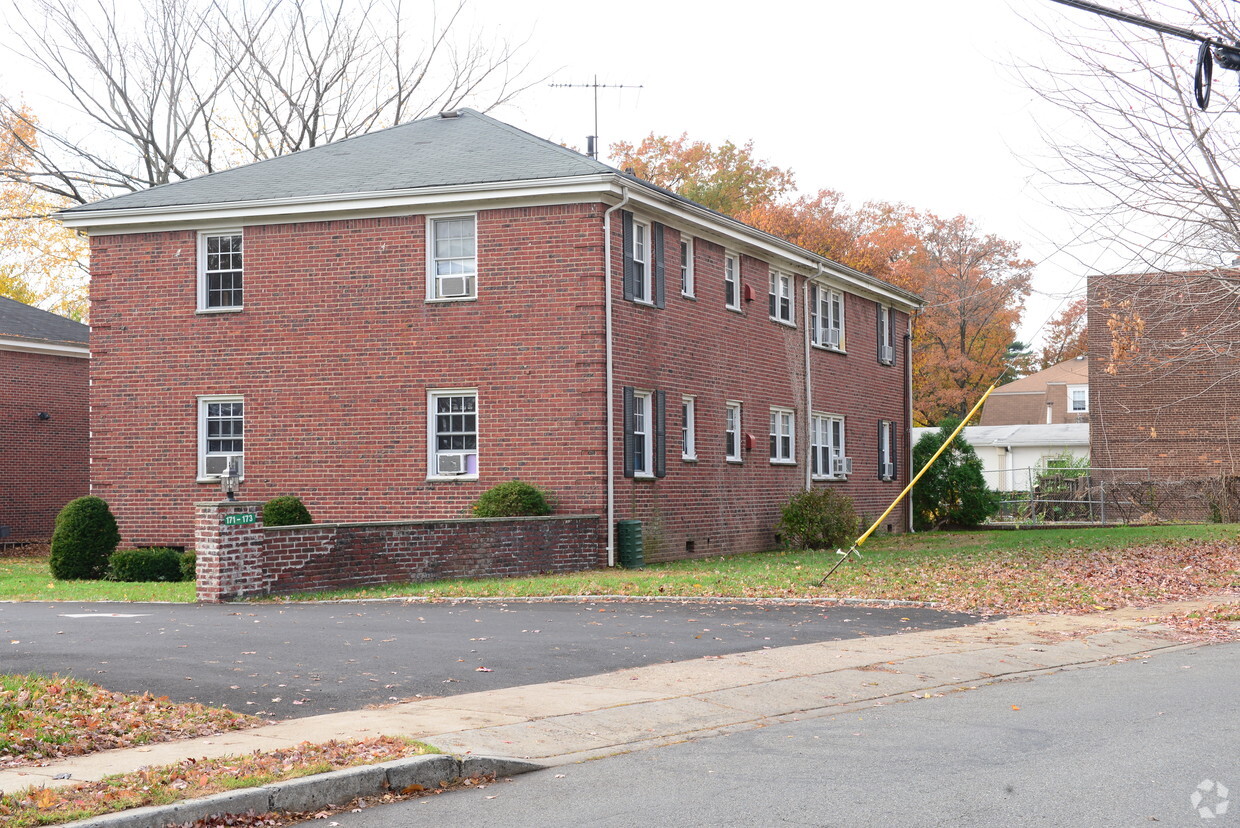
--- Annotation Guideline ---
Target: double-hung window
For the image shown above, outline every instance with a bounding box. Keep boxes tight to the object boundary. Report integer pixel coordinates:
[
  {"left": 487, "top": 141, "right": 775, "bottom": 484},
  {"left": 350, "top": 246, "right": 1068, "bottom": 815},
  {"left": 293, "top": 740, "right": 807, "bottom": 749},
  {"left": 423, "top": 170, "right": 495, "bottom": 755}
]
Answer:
[
  {"left": 1068, "top": 385, "right": 1088, "bottom": 413},
  {"left": 811, "top": 414, "right": 847, "bottom": 479},
  {"left": 878, "top": 419, "right": 898, "bottom": 481},
  {"left": 632, "top": 220, "right": 651, "bottom": 303},
  {"left": 429, "top": 390, "right": 478, "bottom": 478},
  {"left": 682, "top": 395, "right": 697, "bottom": 460},
  {"left": 198, "top": 232, "right": 243, "bottom": 311},
  {"left": 724, "top": 253, "right": 740, "bottom": 311},
  {"left": 725, "top": 401, "right": 742, "bottom": 462},
  {"left": 680, "top": 237, "right": 695, "bottom": 297},
  {"left": 428, "top": 215, "right": 477, "bottom": 300},
  {"left": 769, "top": 407, "right": 795, "bottom": 464},
  {"left": 811, "top": 284, "right": 844, "bottom": 349},
  {"left": 198, "top": 395, "right": 244, "bottom": 480},
  {"left": 769, "top": 271, "right": 794, "bottom": 324},
  {"left": 877, "top": 304, "right": 896, "bottom": 365},
  {"left": 623, "top": 387, "right": 665, "bottom": 478}
]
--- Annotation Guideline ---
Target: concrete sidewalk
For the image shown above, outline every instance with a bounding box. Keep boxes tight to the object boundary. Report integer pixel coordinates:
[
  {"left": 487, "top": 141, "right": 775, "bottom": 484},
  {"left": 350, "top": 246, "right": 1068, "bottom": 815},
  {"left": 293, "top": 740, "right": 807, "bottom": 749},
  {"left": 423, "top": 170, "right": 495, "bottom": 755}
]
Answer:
[{"left": 2, "top": 597, "right": 1230, "bottom": 802}]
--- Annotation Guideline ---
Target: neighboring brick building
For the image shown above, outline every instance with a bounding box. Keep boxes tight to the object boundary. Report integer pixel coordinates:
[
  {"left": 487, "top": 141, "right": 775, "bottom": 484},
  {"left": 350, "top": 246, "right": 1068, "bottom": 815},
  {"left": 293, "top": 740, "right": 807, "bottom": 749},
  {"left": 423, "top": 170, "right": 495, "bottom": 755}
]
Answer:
[
  {"left": 980, "top": 357, "right": 1090, "bottom": 427},
  {"left": 1088, "top": 269, "right": 1240, "bottom": 480},
  {"left": 59, "top": 109, "right": 920, "bottom": 562},
  {"left": 0, "top": 296, "right": 90, "bottom": 541}
]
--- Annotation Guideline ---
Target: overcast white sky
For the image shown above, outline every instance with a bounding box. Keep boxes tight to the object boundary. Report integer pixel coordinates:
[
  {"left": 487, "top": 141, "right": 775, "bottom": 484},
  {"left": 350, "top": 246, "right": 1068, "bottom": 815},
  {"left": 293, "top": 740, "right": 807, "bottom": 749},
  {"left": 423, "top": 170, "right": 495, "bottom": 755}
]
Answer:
[
  {"left": 2, "top": 0, "right": 1185, "bottom": 344},
  {"left": 470, "top": 0, "right": 1123, "bottom": 344}
]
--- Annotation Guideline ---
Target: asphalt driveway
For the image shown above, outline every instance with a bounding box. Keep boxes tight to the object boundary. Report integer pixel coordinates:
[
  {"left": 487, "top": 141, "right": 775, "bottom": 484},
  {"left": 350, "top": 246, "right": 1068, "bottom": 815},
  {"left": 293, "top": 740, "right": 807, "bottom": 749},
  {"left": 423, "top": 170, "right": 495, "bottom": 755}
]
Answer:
[{"left": 0, "top": 599, "right": 989, "bottom": 718}]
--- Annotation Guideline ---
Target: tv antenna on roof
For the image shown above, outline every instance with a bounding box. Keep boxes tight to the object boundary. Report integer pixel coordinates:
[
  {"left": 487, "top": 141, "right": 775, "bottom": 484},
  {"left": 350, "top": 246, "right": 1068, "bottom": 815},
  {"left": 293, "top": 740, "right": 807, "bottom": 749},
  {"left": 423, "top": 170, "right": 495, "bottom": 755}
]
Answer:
[{"left": 549, "top": 75, "right": 643, "bottom": 159}]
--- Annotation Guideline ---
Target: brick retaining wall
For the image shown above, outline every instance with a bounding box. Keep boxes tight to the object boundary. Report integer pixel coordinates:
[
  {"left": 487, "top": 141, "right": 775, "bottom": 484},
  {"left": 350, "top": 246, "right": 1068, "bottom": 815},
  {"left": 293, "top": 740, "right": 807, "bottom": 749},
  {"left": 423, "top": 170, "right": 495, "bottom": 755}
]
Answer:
[{"left": 195, "top": 501, "right": 605, "bottom": 602}]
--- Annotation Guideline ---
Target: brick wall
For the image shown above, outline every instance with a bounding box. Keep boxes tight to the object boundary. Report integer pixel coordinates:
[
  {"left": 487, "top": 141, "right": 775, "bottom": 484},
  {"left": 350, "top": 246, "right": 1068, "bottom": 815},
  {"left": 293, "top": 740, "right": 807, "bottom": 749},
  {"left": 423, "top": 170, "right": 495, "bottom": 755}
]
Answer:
[
  {"left": 194, "top": 501, "right": 604, "bottom": 601},
  {"left": 610, "top": 220, "right": 910, "bottom": 562},
  {"left": 90, "top": 205, "right": 608, "bottom": 548},
  {"left": 0, "top": 349, "right": 90, "bottom": 541},
  {"left": 1088, "top": 271, "right": 1240, "bottom": 479}
]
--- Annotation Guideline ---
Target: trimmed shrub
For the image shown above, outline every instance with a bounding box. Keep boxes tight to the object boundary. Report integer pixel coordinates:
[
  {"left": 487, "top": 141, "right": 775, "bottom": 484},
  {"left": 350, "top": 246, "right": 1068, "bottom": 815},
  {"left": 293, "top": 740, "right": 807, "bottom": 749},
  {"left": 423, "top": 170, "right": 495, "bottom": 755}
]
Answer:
[
  {"left": 912, "top": 418, "right": 1000, "bottom": 530},
  {"left": 262, "top": 496, "right": 313, "bottom": 527},
  {"left": 108, "top": 548, "right": 184, "bottom": 582},
  {"left": 472, "top": 480, "right": 553, "bottom": 518},
  {"left": 49, "top": 496, "right": 120, "bottom": 580},
  {"left": 777, "top": 488, "right": 860, "bottom": 550},
  {"left": 180, "top": 551, "right": 197, "bottom": 582}
]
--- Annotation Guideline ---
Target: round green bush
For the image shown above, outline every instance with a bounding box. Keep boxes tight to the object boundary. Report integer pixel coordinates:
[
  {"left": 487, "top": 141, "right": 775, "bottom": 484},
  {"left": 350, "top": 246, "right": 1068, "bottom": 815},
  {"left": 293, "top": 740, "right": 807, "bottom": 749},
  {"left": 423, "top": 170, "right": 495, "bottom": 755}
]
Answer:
[
  {"left": 180, "top": 551, "right": 197, "bottom": 582},
  {"left": 49, "top": 496, "right": 120, "bottom": 580},
  {"left": 262, "top": 496, "right": 313, "bottom": 527},
  {"left": 108, "top": 548, "right": 184, "bottom": 582},
  {"left": 777, "top": 488, "right": 859, "bottom": 551},
  {"left": 472, "top": 480, "right": 553, "bottom": 517}
]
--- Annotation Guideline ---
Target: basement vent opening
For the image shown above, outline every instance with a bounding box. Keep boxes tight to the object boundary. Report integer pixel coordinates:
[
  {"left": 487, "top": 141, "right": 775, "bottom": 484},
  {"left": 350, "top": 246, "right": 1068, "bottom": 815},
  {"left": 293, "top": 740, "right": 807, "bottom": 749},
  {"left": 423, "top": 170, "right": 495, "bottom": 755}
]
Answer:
[{"left": 685, "top": 540, "right": 696, "bottom": 555}]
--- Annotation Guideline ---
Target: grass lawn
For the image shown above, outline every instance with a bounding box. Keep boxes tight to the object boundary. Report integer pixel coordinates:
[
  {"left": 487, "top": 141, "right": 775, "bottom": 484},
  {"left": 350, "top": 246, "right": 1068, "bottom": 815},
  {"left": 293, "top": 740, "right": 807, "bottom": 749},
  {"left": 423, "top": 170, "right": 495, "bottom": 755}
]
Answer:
[
  {"left": 0, "top": 545, "right": 194, "bottom": 603},
  {"left": 273, "top": 523, "right": 1240, "bottom": 614}
]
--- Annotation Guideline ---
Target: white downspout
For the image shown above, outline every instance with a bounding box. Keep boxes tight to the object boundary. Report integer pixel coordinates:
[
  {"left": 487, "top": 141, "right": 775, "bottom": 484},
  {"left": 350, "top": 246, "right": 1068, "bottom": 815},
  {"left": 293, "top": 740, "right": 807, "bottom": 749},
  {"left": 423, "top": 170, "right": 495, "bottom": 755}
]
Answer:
[
  {"left": 906, "top": 315, "right": 915, "bottom": 533},
  {"left": 804, "top": 266, "right": 822, "bottom": 490},
  {"left": 603, "top": 186, "right": 631, "bottom": 567}
]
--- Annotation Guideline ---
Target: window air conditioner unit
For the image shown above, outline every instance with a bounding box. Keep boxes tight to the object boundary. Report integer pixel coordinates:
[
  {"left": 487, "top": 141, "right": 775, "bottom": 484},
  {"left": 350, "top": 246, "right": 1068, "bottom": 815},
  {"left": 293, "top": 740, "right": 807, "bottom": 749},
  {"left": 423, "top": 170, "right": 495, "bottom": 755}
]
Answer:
[
  {"left": 880, "top": 344, "right": 895, "bottom": 364},
  {"left": 437, "top": 453, "right": 466, "bottom": 475},
  {"left": 205, "top": 454, "right": 243, "bottom": 477},
  {"left": 826, "top": 329, "right": 841, "bottom": 348},
  {"left": 832, "top": 456, "right": 853, "bottom": 477},
  {"left": 881, "top": 461, "right": 895, "bottom": 480},
  {"left": 438, "top": 275, "right": 471, "bottom": 298}
]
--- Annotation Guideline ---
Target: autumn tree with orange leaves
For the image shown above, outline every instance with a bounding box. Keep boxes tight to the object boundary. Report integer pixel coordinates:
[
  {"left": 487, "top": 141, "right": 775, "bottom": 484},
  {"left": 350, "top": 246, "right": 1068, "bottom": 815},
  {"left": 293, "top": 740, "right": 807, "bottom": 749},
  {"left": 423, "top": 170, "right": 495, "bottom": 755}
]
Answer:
[
  {"left": 1038, "top": 297, "right": 1087, "bottom": 370},
  {"left": 611, "top": 134, "right": 1034, "bottom": 425},
  {"left": 0, "top": 103, "right": 88, "bottom": 318}
]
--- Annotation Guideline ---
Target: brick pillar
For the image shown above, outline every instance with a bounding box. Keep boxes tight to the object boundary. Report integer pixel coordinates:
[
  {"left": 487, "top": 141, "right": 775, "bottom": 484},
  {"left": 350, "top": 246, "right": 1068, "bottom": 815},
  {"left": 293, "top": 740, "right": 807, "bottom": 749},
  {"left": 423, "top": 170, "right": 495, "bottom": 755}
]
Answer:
[{"left": 195, "top": 501, "right": 265, "bottom": 603}]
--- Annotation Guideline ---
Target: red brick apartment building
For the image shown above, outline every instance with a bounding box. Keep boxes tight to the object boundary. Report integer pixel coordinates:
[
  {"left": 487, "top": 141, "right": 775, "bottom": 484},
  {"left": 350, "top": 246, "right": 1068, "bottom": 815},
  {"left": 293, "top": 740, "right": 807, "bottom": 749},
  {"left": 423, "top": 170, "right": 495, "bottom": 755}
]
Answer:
[
  {"left": 1088, "top": 268, "right": 1240, "bottom": 480},
  {"left": 58, "top": 110, "right": 919, "bottom": 563},
  {"left": 0, "top": 296, "right": 90, "bottom": 541}
]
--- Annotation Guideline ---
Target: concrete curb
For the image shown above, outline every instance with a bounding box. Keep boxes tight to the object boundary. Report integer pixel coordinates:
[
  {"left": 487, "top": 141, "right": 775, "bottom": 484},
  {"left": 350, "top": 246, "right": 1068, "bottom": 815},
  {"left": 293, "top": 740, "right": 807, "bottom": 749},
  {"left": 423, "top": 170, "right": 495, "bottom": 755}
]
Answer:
[
  {"left": 283, "top": 594, "right": 946, "bottom": 608},
  {"left": 59, "top": 754, "right": 543, "bottom": 828}
]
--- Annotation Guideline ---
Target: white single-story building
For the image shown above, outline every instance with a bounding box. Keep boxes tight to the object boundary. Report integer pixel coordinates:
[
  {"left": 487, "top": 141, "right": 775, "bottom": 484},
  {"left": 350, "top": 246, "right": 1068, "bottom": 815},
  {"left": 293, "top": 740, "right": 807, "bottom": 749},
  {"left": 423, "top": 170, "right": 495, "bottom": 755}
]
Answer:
[{"left": 912, "top": 423, "right": 1090, "bottom": 492}]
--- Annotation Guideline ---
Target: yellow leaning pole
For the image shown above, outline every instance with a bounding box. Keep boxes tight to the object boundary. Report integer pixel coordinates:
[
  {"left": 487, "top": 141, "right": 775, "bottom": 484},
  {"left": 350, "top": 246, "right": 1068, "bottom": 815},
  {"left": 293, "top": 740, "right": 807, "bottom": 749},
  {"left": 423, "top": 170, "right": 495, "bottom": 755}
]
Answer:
[{"left": 815, "top": 382, "right": 1001, "bottom": 587}]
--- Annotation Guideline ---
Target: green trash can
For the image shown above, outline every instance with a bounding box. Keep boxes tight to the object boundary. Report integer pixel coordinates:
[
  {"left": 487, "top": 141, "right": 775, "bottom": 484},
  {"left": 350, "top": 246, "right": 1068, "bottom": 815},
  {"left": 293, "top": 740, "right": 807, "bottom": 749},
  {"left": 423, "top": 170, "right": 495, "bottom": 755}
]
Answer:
[{"left": 615, "top": 519, "right": 644, "bottom": 569}]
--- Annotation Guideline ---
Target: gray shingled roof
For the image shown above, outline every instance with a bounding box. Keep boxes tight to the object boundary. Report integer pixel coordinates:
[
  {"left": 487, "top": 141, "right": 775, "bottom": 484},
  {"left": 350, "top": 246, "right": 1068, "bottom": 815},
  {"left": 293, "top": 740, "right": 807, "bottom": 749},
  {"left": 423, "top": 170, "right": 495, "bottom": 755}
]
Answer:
[
  {"left": 61, "top": 109, "right": 612, "bottom": 213},
  {"left": 0, "top": 296, "right": 89, "bottom": 345}
]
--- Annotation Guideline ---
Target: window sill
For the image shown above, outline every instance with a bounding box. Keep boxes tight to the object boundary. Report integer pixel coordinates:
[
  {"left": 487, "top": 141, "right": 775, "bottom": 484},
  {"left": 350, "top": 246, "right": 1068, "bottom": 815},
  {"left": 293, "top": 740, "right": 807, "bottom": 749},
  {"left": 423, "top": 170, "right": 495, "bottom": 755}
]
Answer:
[
  {"left": 878, "top": 359, "right": 897, "bottom": 367},
  {"left": 769, "top": 317, "right": 796, "bottom": 328},
  {"left": 725, "top": 458, "right": 743, "bottom": 465},
  {"left": 681, "top": 292, "right": 696, "bottom": 300},
  {"left": 633, "top": 472, "right": 656, "bottom": 480},
  {"left": 426, "top": 296, "right": 478, "bottom": 304},
  {"left": 197, "top": 476, "right": 246, "bottom": 485},
  {"left": 196, "top": 306, "right": 243, "bottom": 315},
  {"left": 681, "top": 455, "right": 698, "bottom": 463},
  {"left": 812, "top": 343, "right": 846, "bottom": 354},
  {"left": 769, "top": 459, "right": 797, "bottom": 466},
  {"left": 725, "top": 305, "right": 743, "bottom": 314},
  {"left": 812, "top": 475, "right": 844, "bottom": 482},
  {"left": 427, "top": 475, "right": 479, "bottom": 482}
]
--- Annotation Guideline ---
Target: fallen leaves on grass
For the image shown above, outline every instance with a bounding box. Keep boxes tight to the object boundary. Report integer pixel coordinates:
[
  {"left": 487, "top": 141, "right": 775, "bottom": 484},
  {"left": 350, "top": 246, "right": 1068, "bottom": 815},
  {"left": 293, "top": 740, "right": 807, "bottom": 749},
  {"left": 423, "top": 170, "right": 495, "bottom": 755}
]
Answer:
[
  {"left": 0, "top": 675, "right": 260, "bottom": 769},
  {"left": 0, "top": 737, "right": 433, "bottom": 828}
]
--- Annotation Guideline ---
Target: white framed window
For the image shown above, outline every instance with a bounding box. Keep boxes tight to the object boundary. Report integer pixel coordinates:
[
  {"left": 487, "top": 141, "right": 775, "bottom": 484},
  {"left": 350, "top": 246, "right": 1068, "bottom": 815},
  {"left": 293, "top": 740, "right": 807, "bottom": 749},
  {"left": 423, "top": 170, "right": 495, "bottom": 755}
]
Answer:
[
  {"left": 682, "top": 395, "right": 697, "bottom": 460},
  {"left": 198, "top": 395, "right": 244, "bottom": 481},
  {"left": 769, "top": 407, "right": 795, "bottom": 464},
  {"left": 879, "top": 419, "right": 897, "bottom": 481},
  {"left": 725, "top": 401, "right": 742, "bottom": 462},
  {"left": 428, "top": 390, "right": 478, "bottom": 479},
  {"left": 769, "top": 271, "right": 794, "bottom": 325},
  {"left": 811, "top": 283, "right": 845, "bottom": 349},
  {"left": 811, "top": 413, "right": 847, "bottom": 479},
  {"left": 1068, "top": 384, "right": 1089, "bottom": 412},
  {"left": 631, "top": 390, "right": 653, "bottom": 476},
  {"left": 427, "top": 215, "right": 477, "bottom": 301},
  {"left": 724, "top": 252, "right": 740, "bottom": 311},
  {"left": 198, "top": 231, "right": 244, "bottom": 312},
  {"left": 632, "top": 219, "right": 651, "bottom": 304},
  {"left": 680, "top": 236, "right": 695, "bottom": 297},
  {"left": 878, "top": 305, "right": 896, "bottom": 365}
]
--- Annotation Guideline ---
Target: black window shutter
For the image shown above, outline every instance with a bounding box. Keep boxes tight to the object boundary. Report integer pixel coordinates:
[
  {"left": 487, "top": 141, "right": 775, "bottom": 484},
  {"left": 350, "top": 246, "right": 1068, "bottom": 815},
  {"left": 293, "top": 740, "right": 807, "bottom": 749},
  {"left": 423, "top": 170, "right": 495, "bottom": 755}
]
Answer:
[
  {"left": 876, "top": 300, "right": 884, "bottom": 363},
  {"left": 622, "top": 211, "right": 635, "bottom": 302},
  {"left": 654, "top": 389, "right": 667, "bottom": 478},
  {"left": 623, "top": 386, "right": 635, "bottom": 478},
  {"left": 652, "top": 223, "right": 666, "bottom": 308},
  {"left": 877, "top": 420, "right": 885, "bottom": 480},
  {"left": 891, "top": 420, "right": 899, "bottom": 480}
]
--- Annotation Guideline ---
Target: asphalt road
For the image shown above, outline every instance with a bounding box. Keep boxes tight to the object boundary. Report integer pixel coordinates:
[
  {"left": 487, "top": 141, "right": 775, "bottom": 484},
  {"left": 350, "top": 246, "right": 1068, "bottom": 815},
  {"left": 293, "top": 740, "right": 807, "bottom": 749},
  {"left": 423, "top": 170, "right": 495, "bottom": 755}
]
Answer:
[
  {"left": 319, "top": 641, "right": 1240, "bottom": 827},
  {"left": 0, "top": 600, "right": 985, "bottom": 718}
]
